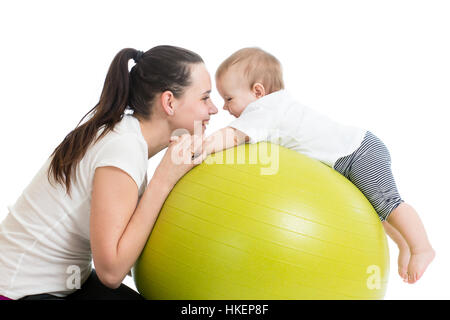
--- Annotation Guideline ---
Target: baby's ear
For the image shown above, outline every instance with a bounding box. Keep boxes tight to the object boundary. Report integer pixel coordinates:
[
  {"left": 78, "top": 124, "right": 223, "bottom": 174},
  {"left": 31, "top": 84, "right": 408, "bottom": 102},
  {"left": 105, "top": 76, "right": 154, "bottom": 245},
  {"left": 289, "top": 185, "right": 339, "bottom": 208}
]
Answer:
[{"left": 252, "top": 83, "right": 266, "bottom": 98}]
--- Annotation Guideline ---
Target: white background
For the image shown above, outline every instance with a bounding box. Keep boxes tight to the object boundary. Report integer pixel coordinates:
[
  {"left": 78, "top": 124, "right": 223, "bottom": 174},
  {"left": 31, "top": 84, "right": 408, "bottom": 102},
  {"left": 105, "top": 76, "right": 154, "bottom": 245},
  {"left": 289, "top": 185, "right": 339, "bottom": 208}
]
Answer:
[{"left": 0, "top": 0, "right": 449, "bottom": 299}]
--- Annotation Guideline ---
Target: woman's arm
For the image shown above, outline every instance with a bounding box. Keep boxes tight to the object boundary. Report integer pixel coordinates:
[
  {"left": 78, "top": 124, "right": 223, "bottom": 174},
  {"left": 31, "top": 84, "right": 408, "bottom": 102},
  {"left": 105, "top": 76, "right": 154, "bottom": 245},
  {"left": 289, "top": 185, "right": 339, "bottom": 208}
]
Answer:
[{"left": 90, "top": 134, "right": 203, "bottom": 289}]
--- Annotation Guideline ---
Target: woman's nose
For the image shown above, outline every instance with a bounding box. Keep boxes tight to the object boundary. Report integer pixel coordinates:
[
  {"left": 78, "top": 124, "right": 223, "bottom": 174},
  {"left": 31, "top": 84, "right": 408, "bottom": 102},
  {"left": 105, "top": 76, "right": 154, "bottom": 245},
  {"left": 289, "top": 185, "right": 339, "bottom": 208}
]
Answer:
[{"left": 210, "top": 102, "right": 218, "bottom": 115}]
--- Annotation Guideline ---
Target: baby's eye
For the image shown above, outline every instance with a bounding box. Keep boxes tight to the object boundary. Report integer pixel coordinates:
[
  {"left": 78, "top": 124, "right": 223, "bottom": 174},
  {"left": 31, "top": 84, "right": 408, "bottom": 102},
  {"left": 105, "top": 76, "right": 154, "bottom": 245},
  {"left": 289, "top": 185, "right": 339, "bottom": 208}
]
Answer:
[{"left": 226, "top": 97, "right": 232, "bottom": 102}]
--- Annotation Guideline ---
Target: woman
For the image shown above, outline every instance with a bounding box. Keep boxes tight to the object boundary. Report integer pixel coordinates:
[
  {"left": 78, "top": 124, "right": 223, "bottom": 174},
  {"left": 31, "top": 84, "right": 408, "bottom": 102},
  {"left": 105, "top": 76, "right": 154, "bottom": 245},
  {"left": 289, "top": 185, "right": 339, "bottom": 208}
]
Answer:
[{"left": 0, "top": 45, "right": 218, "bottom": 300}]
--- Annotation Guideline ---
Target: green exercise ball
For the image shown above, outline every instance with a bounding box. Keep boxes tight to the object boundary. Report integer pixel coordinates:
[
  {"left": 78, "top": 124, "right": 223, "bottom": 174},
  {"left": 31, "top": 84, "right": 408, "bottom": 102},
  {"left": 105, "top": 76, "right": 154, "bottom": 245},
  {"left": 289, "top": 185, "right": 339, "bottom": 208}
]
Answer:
[{"left": 133, "top": 142, "right": 389, "bottom": 299}]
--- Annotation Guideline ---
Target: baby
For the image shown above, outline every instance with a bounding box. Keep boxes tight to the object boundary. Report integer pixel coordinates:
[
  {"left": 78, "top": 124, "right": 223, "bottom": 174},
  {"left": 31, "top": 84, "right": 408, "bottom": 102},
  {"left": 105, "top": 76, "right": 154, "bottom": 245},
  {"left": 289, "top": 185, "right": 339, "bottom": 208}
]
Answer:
[{"left": 200, "top": 47, "right": 435, "bottom": 284}]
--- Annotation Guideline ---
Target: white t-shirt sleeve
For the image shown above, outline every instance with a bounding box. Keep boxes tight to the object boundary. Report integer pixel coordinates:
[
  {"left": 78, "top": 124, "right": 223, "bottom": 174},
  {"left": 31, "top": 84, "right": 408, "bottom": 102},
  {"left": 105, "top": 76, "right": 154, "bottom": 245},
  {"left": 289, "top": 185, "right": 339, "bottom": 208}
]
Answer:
[
  {"left": 228, "top": 104, "right": 275, "bottom": 144},
  {"left": 93, "top": 133, "right": 148, "bottom": 188}
]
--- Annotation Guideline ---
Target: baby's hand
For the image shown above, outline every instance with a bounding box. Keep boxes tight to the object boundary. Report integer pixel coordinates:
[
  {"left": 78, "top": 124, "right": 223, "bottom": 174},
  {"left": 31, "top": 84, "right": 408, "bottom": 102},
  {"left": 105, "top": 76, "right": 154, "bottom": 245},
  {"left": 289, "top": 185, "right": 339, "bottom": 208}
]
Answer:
[{"left": 197, "top": 127, "right": 249, "bottom": 158}]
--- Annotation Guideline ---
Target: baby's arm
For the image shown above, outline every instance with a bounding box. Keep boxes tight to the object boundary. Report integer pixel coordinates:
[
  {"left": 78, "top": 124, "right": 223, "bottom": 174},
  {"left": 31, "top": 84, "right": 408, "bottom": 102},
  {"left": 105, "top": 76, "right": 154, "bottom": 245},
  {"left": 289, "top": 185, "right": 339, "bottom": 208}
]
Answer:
[{"left": 202, "top": 127, "right": 249, "bottom": 156}]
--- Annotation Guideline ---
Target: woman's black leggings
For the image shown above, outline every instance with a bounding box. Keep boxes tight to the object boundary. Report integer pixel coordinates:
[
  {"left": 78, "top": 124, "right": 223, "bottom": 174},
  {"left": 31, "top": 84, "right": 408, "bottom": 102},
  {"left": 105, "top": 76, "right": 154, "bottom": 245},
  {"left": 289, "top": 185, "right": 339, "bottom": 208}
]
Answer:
[{"left": 19, "top": 270, "right": 144, "bottom": 300}]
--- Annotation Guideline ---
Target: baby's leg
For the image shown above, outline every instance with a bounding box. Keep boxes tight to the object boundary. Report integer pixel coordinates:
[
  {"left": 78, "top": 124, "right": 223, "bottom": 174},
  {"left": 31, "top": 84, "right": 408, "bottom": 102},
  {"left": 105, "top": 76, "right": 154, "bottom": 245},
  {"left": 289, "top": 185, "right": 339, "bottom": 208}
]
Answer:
[
  {"left": 334, "top": 131, "right": 434, "bottom": 284},
  {"left": 382, "top": 220, "right": 410, "bottom": 281},
  {"left": 386, "top": 202, "right": 435, "bottom": 284}
]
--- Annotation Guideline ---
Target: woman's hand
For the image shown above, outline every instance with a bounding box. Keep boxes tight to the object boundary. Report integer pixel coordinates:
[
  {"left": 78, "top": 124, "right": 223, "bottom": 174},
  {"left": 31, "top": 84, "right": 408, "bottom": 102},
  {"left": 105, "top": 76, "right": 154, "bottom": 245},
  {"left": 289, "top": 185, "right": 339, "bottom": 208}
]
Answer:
[
  {"left": 90, "top": 133, "right": 207, "bottom": 289},
  {"left": 152, "top": 133, "right": 206, "bottom": 189}
]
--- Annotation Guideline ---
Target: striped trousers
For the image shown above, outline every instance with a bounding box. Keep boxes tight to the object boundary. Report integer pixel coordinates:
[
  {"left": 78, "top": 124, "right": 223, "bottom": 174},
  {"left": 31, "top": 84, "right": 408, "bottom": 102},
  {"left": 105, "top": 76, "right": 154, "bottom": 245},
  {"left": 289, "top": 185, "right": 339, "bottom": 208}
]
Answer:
[{"left": 333, "top": 131, "right": 404, "bottom": 221}]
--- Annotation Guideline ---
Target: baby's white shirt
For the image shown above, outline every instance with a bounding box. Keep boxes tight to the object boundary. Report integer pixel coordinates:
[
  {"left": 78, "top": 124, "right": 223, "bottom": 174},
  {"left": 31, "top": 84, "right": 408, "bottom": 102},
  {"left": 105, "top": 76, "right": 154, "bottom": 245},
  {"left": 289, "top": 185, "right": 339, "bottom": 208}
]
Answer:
[{"left": 229, "top": 90, "right": 367, "bottom": 167}]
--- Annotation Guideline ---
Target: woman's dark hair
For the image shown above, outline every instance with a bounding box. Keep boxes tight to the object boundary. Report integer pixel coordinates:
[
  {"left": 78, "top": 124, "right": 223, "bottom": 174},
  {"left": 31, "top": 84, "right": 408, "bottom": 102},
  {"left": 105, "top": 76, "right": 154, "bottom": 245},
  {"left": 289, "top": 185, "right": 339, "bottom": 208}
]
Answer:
[{"left": 48, "top": 45, "right": 204, "bottom": 196}]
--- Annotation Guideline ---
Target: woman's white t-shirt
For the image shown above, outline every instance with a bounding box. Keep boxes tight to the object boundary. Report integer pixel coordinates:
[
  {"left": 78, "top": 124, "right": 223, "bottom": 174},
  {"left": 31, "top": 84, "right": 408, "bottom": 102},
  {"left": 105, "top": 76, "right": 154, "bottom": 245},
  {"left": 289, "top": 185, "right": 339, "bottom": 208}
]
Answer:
[
  {"left": 229, "top": 90, "right": 367, "bottom": 167},
  {"left": 0, "top": 114, "right": 148, "bottom": 299}
]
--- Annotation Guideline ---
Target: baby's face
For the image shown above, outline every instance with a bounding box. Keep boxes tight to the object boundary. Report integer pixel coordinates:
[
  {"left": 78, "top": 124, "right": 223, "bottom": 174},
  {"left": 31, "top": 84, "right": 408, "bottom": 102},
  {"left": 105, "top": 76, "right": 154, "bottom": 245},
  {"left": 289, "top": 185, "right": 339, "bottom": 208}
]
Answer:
[{"left": 216, "top": 67, "right": 258, "bottom": 117}]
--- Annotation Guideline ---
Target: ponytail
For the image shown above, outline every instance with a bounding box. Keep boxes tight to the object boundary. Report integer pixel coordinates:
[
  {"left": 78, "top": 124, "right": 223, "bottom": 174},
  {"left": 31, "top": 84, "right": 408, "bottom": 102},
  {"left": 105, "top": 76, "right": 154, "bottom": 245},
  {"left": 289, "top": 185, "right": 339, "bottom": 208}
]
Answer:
[
  {"left": 47, "top": 48, "right": 140, "bottom": 196},
  {"left": 48, "top": 45, "right": 204, "bottom": 197}
]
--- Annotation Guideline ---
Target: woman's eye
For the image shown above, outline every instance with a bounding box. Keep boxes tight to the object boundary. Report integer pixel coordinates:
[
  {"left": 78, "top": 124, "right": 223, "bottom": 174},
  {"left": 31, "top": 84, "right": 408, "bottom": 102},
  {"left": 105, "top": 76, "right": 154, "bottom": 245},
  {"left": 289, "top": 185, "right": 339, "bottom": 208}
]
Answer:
[{"left": 202, "top": 96, "right": 210, "bottom": 101}]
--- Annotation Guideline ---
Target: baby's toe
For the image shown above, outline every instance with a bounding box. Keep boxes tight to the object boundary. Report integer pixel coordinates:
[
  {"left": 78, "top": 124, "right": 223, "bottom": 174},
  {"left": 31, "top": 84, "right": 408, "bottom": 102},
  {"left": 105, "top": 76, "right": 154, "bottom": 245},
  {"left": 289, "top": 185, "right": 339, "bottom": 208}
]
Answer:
[
  {"left": 398, "top": 267, "right": 408, "bottom": 280},
  {"left": 407, "top": 274, "right": 414, "bottom": 284},
  {"left": 408, "top": 272, "right": 418, "bottom": 284}
]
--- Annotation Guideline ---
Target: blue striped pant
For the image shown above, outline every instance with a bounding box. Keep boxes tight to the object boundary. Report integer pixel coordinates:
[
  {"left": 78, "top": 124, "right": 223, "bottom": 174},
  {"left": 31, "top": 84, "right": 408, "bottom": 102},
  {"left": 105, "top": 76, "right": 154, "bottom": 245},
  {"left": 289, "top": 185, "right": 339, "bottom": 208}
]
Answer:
[{"left": 333, "top": 131, "right": 404, "bottom": 222}]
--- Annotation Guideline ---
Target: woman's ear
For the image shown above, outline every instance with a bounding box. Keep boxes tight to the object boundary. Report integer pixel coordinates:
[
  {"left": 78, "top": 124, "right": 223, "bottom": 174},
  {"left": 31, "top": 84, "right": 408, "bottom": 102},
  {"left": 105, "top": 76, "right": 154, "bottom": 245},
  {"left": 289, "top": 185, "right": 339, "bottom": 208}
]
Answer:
[
  {"left": 252, "top": 83, "right": 266, "bottom": 98},
  {"left": 160, "top": 91, "right": 175, "bottom": 116}
]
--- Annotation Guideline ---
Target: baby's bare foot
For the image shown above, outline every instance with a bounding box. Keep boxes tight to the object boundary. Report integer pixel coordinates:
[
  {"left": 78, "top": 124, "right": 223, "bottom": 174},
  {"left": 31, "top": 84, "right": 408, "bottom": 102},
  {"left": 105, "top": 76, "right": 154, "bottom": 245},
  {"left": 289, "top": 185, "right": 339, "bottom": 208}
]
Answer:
[
  {"left": 398, "top": 246, "right": 410, "bottom": 281},
  {"left": 406, "top": 248, "right": 435, "bottom": 284}
]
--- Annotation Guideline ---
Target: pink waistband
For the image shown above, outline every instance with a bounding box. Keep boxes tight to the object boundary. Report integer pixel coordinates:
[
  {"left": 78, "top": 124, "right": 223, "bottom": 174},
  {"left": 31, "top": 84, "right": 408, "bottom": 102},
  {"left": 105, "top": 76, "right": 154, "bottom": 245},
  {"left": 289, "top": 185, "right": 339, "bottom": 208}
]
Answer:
[{"left": 0, "top": 295, "right": 12, "bottom": 300}]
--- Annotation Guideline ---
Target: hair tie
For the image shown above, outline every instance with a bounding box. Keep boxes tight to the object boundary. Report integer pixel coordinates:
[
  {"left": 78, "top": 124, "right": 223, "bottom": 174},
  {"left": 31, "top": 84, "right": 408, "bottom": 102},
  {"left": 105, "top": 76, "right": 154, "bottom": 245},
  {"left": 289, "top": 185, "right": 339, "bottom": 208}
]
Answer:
[{"left": 134, "top": 50, "right": 144, "bottom": 64}]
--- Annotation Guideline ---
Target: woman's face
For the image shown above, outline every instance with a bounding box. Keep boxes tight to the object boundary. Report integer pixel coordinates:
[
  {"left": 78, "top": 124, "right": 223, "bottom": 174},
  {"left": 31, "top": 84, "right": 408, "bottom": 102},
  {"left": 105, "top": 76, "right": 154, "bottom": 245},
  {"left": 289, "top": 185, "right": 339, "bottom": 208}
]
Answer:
[{"left": 169, "top": 63, "right": 218, "bottom": 135}]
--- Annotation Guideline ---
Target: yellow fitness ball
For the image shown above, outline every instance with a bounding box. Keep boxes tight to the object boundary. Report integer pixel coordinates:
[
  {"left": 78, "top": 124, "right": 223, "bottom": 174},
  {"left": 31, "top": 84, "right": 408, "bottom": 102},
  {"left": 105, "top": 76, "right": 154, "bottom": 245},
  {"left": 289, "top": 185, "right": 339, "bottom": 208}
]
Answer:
[{"left": 133, "top": 142, "right": 389, "bottom": 299}]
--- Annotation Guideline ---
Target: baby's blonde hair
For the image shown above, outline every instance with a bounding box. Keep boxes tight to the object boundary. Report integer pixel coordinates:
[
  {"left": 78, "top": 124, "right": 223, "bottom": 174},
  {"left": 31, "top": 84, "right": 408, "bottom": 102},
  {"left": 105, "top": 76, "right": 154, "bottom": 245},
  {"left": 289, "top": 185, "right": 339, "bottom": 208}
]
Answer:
[{"left": 216, "top": 47, "right": 284, "bottom": 94}]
